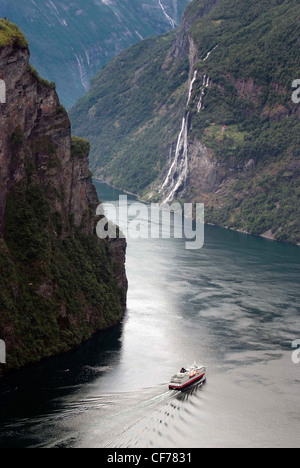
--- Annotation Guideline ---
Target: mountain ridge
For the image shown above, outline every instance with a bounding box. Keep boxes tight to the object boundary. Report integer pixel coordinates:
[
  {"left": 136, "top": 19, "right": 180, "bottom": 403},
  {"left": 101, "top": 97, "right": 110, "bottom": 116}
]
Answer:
[
  {"left": 0, "top": 0, "right": 190, "bottom": 107},
  {"left": 71, "top": 0, "right": 300, "bottom": 245}
]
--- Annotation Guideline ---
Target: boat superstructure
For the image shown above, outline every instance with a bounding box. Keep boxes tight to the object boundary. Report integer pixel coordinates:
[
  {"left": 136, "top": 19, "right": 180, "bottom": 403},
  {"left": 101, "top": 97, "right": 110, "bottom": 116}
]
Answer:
[{"left": 169, "top": 363, "right": 206, "bottom": 390}]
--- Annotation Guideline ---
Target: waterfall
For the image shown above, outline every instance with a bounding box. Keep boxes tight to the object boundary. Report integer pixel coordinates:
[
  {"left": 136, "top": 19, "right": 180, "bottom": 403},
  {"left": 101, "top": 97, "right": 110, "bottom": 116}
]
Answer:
[
  {"left": 75, "top": 53, "right": 89, "bottom": 91},
  {"left": 187, "top": 70, "right": 198, "bottom": 106},
  {"left": 161, "top": 113, "right": 190, "bottom": 205},
  {"left": 160, "top": 67, "right": 212, "bottom": 203},
  {"left": 195, "top": 43, "right": 217, "bottom": 112},
  {"left": 160, "top": 67, "right": 201, "bottom": 204},
  {"left": 203, "top": 44, "right": 219, "bottom": 62},
  {"left": 160, "top": 117, "right": 186, "bottom": 194},
  {"left": 158, "top": 0, "right": 176, "bottom": 28},
  {"left": 197, "top": 75, "right": 210, "bottom": 113}
]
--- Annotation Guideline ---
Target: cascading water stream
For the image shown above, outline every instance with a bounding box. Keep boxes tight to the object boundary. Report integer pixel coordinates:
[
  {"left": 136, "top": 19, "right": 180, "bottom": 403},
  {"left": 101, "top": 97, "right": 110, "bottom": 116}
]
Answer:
[
  {"left": 160, "top": 73, "right": 196, "bottom": 205},
  {"left": 203, "top": 44, "right": 219, "bottom": 62},
  {"left": 160, "top": 68, "right": 211, "bottom": 204},
  {"left": 161, "top": 113, "right": 190, "bottom": 205},
  {"left": 158, "top": 0, "right": 176, "bottom": 28},
  {"left": 160, "top": 117, "right": 186, "bottom": 194},
  {"left": 187, "top": 70, "right": 198, "bottom": 106},
  {"left": 197, "top": 75, "right": 210, "bottom": 113},
  {"left": 74, "top": 52, "right": 89, "bottom": 91}
]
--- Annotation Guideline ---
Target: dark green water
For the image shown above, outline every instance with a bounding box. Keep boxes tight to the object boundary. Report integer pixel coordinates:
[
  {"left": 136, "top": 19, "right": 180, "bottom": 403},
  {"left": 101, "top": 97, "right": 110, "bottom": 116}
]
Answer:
[{"left": 0, "top": 180, "right": 299, "bottom": 448}]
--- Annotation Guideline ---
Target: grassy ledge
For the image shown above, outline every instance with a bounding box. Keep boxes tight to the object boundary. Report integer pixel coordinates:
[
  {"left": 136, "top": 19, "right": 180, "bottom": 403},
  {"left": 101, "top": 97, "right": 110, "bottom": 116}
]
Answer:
[
  {"left": 0, "top": 18, "right": 28, "bottom": 48},
  {"left": 71, "top": 136, "right": 91, "bottom": 159},
  {"left": 28, "top": 65, "right": 56, "bottom": 90}
]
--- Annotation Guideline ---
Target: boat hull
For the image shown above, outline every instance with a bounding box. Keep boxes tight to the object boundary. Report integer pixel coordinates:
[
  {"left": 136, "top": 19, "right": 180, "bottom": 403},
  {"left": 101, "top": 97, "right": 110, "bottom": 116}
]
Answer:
[{"left": 169, "top": 372, "right": 206, "bottom": 391}]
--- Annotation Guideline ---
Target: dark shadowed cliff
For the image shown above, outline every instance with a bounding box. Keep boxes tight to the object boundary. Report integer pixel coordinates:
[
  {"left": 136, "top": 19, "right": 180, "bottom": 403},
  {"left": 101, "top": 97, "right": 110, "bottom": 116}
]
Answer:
[{"left": 0, "top": 20, "right": 127, "bottom": 372}]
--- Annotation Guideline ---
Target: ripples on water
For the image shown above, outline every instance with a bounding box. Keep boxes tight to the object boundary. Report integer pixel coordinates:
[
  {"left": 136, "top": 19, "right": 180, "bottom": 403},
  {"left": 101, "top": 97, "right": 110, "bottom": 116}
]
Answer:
[{"left": 0, "top": 181, "right": 300, "bottom": 448}]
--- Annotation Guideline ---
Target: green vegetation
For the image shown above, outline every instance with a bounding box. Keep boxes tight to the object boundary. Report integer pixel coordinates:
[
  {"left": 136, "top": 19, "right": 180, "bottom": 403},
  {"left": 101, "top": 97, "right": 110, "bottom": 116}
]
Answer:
[
  {"left": 0, "top": 18, "right": 27, "bottom": 48},
  {"left": 206, "top": 160, "right": 300, "bottom": 244},
  {"left": 56, "top": 104, "right": 66, "bottom": 115},
  {"left": 71, "top": 32, "right": 189, "bottom": 192},
  {"left": 0, "top": 183, "right": 124, "bottom": 372},
  {"left": 201, "top": 124, "right": 246, "bottom": 156},
  {"left": 70, "top": 0, "right": 300, "bottom": 244},
  {"left": 190, "top": 0, "right": 300, "bottom": 85},
  {"left": 71, "top": 136, "right": 91, "bottom": 160},
  {"left": 28, "top": 65, "right": 56, "bottom": 90},
  {"left": 10, "top": 126, "right": 24, "bottom": 149},
  {"left": 186, "top": 0, "right": 300, "bottom": 167},
  {"left": 0, "top": 29, "right": 127, "bottom": 374}
]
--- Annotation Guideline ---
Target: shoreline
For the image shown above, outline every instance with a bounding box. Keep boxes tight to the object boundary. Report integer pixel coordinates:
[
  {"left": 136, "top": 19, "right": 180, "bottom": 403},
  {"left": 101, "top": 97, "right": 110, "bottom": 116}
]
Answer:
[
  {"left": 93, "top": 178, "right": 299, "bottom": 248},
  {"left": 206, "top": 223, "right": 299, "bottom": 247},
  {"left": 93, "top": 177, "right": 138, "bottom": 198},
  {"left": 207, "top": 223, "right": 275, "bottom": 243}
]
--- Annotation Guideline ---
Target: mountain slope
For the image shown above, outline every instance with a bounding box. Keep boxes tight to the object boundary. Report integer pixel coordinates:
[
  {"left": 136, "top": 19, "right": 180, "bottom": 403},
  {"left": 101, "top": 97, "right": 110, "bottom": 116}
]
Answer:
[
  {"left": 0, "top": 0, "right": 190, "bottom": 107},
  {"left": 70, "top": 0, "right": 300, "bottom": 244},
  {"left": 0, "top": 20, "right": 127, "bottom": 373}
]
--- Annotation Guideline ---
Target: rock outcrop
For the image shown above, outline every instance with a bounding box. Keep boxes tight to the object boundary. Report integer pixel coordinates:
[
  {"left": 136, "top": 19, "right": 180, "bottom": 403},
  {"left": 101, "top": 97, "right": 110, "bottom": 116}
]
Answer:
[{"left": 0, "top": 21, "right": 127, "bottom": 372}]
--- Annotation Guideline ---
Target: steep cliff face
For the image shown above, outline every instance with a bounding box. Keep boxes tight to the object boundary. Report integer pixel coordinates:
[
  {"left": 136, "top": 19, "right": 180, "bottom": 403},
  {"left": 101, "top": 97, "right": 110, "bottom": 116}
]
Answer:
[
  {"left": 71, "top": 0, "right": 300, "bottom": 244},
  {"left": 0, "top": 21, "right": 127, "bottom": 372}
]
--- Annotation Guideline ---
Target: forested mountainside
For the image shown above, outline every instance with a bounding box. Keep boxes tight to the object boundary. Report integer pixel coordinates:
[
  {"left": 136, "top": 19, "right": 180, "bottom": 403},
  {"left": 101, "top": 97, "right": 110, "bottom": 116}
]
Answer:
[
  {"left": 0, "top": 20, "right": 127, "bottom": 373},
  {"left": 0, "top": 0, "right": 190, "bottom": 107},
  {"left": 71, "top": 0, "right": 300, "bottom": 245}
]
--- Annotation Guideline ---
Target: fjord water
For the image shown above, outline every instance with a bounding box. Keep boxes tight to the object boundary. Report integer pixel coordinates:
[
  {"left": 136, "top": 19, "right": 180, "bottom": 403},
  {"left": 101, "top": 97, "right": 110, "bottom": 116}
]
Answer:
[{"left": 0, "top": 182, "right": 300, "bottom": 448}]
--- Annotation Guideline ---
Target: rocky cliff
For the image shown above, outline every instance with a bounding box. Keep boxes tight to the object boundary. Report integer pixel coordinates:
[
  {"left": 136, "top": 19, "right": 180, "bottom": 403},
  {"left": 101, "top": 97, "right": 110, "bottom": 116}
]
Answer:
[
  {"left": 0, "top": 20, "right": 127, "bottom": 372},
  {"left": 71, "top": 0, "right": 300, "bottom": 245}
]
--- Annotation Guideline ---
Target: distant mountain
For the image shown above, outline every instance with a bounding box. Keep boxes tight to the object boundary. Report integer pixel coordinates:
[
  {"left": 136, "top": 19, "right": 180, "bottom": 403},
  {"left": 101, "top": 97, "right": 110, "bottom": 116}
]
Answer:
[
  {"left": 70, "top": 0, "right": 300, "bottom": 244},
  {"left": 0, "top": 0, "right": 190, "bottom": 107}
]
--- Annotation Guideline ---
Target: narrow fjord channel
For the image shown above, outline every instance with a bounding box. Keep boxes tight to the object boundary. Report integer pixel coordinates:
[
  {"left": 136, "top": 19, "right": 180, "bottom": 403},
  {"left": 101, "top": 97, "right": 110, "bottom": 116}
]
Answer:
[{"left": 0, "top": 181, "right": 300, "bottom": 448}]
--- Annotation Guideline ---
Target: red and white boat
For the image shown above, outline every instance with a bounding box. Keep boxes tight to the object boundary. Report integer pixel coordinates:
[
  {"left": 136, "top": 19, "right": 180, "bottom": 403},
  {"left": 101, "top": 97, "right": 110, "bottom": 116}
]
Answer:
[{"left": 169, "top": 363, "right": 206, "bottom": 391}]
